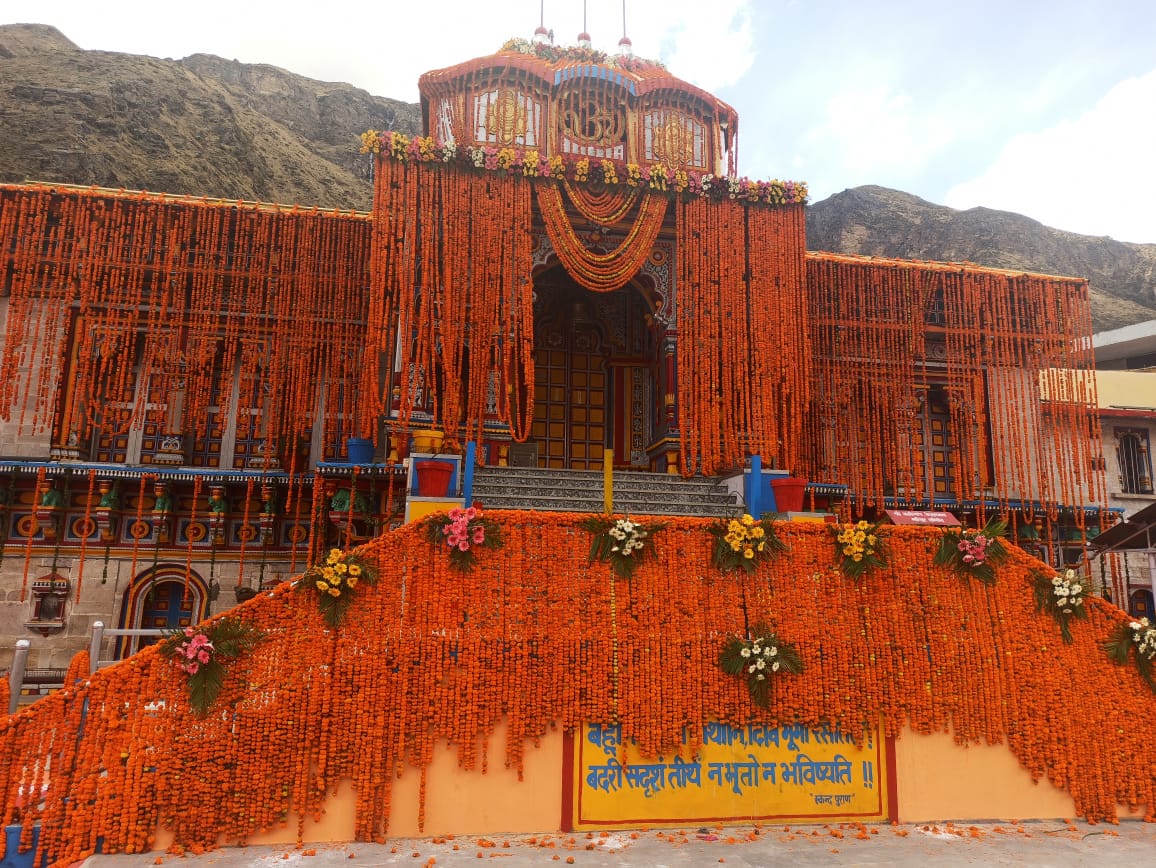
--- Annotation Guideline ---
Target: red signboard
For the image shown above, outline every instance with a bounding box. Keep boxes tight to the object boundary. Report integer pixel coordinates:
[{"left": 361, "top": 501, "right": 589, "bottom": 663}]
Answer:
[{"left": 884, "top": 510, "right": 960, "bottom": 527}]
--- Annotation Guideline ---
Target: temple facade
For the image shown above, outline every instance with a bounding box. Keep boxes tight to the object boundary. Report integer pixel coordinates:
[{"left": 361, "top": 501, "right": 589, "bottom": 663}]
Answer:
[{"left": 0, "top": 38, "right": 1114, "bottom": 674}]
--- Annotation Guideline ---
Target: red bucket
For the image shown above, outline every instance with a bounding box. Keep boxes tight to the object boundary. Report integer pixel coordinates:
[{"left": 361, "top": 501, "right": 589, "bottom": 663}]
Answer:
[
  {"left": 771, "top": 477, "right": 807, "bottom": 512},
  {"left": 415, "top": 460, "right": 454, "bottom": 497}
]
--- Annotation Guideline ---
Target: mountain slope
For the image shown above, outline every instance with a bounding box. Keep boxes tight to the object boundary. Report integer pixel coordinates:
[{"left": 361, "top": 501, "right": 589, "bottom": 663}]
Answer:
[
  {"left": 807, "top": 185, "right": 1156, "bottom": 331},
  {"left": 0, "top": 23, "right": 420, "bottom": 210}
]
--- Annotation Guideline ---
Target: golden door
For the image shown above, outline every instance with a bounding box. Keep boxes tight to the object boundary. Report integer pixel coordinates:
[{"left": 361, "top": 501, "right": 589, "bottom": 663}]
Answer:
[{"left": 532, "top": 330, "right": 607, "bottom": 470}]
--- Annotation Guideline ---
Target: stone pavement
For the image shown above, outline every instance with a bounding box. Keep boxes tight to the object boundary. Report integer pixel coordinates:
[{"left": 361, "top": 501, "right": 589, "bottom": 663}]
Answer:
[{"left": 84, "top": 820, "right": 1156, "bottom": 868}]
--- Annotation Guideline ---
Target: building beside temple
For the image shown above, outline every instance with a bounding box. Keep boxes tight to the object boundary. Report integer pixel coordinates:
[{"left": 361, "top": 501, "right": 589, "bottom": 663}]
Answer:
[
  {"left": 1088, "top": 320, "right": 1156, "bottom": 619},
  {"left": 0, "top": 35, "right": 1112, "bottom": 674}
]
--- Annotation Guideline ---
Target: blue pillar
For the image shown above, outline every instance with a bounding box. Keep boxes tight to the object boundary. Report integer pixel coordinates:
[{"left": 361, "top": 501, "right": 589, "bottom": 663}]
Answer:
[
  {"left": 462, "top": 441, "right": 477, "bottom": 504},
  {"left": 746, "top": 455, "right": 761, "bottom": 518}
]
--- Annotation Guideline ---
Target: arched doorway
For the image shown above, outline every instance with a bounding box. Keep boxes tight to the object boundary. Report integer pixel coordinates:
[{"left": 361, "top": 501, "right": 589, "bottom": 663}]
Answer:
[
  {"left": 530, "top": 269, "right": 656, "bottom": 470},
  {"left": 116, "top": 565, "right": 210, "bottom": 657},
  {"left": 1131, "top": 588, "right": 1155, "bottom": 620}
]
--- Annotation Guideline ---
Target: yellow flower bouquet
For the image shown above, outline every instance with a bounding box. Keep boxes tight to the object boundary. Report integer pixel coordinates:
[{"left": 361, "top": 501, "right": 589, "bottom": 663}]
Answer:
[
  {"left": 831, "top": 519, "right": 887, "bottom": 579},
  {"left": 300, "top": 547, "right": 376, "bottom": 627},
  {"left": 707, "top": 513, "right": 787, "bottom": 574}
]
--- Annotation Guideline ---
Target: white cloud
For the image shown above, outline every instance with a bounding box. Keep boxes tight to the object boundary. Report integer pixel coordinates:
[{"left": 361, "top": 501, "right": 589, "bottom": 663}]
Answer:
[
  {"left": 800, "top": 78, "right": 964, "bottom": 182},
  {"left": 944, "top": 68, "right": 1156, "bottom": 243},
  {"left": 645, "top": 0, "right": 756, "bottom": 92}
]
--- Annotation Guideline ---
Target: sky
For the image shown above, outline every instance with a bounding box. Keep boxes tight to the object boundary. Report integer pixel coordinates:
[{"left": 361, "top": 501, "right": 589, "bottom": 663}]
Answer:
[{"left": 4, "top": 0, "right": 1156, "bottom": 243}]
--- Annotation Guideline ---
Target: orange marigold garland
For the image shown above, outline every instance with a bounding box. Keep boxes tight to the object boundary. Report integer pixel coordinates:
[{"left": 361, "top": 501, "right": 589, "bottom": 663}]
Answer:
[
  {"left": 300, "top": 547, "right": 377, "bottom": 627},
  {"left": 0, "top": 184, "right": 371, "bottom": 462},
  {"left": 798, "top": 253, "right": 1106, "bottom": 519},
  {"left": 5, "top": 515, "right": 1156, "bottom": 860},
  {"left": 423, "top": 506, "right": 504, "bottom": 571}
]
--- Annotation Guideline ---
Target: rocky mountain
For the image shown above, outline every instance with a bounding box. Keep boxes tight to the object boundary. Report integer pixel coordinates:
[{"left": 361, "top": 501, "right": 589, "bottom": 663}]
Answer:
[
  {"left": 0, "top": 23, "right": 420, "bottom": 211},
  {"left": 807, "top": 186, "right": 1156, "bottom": 332},
  {"left": 2, "top": 23, "right": 1153, "bottom": 330}
]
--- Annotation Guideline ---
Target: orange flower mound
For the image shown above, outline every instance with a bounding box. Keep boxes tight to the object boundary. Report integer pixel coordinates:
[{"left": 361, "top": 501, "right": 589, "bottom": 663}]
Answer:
[{"left": 2, "top": 517, "right": 1154, "bottom": 866}]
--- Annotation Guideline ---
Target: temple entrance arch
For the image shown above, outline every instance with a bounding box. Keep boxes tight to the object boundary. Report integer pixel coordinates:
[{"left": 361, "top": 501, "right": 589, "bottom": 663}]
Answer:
[
  {"left": 115, "top": 565, "right": 210, "bottom": 658},
  {"left": 529, "top": 267, "right": 657, "bottom": 470}
]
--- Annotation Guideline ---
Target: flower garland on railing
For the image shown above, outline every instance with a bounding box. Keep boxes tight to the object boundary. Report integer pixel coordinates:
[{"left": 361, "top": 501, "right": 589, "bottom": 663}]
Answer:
[
  {"left": 707, "top": 513, "right": 787, "bottom": 573},
  {"left": 831, "top": 519, "right": 887, "bottom": 578},
  {"left": 718, "top": 625, "right": 804, "bottom": 708},
  {"left": 580, "top": 514, "right": 664, "bottom": 579},
  {"left": 159, "top": 616, "right": 263, "bottom": 715},
  {"left": 423, "top": 506, "right": 504, "bottom": 571},
  {"left": 1104, "top": 617, "right": 1156, "bottom": 693},
  {"left": 1031, "top": 568, "right": 1088, "bottom": 643},
  {"left": 934, "top": 519, "right": 1009, "bottom": 585},
  {"left": 359, "top": 131, "right": 808, "bottom": 206},
  {"left": 300, "top": 547, "right": 377, "bottom": 627}
]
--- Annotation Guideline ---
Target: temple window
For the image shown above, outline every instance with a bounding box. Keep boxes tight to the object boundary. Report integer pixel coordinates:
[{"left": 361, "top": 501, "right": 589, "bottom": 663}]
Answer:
[
  {"left": 1115, "top": 427, "right": 1153, "bottom": 494},
  {"left": 925, "top": 284, "right": 947, "bottom": 326},
  {"left": 473, "top": 88, "right": 539, "bottom": 147},
  {"left": 557, "top": 88, "right": 627, "bottom": 159},
  {"left": 643, "top": 110, "right": 706, "bottom": 169},
  {"left": 26, "top": 574, "right": 70, "bottom": 633}
]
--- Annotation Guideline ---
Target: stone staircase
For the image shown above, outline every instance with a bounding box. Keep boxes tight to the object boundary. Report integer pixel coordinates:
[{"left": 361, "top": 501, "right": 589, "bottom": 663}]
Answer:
[{"left": 470, "top": 466, "right": 744, "bottom": 518}]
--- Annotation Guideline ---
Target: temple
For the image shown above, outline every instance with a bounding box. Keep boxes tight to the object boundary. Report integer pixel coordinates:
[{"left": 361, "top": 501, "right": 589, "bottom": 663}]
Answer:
[
  {"left": 2, "top": 32, "right": 1156, "bottom": 863},
  {"left": 0, "top": 38, "right": 1117, "bottom": 675},
  {"left": 0, "top": 37, "right": 1117, "bottom": 668}
]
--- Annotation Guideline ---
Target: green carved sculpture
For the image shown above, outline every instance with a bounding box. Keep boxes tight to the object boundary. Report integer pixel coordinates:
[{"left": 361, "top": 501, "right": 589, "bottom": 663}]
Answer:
[
  {"left": 98, "top": 485, "right": 119, "bottom": 509},
  {"left": 329, "top": 487, "right": 369, "bottom": 515}
]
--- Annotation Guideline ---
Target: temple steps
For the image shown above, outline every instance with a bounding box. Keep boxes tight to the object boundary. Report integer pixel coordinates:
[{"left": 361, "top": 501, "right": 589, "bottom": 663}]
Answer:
[{"left": 471, "top": 466, "right": 743, "bottom": 518}]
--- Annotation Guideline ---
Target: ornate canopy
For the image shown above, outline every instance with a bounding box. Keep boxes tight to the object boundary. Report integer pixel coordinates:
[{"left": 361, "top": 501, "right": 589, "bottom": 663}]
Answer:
[{"left": 418, "top": 39, "right": 740, "bottom": 176}]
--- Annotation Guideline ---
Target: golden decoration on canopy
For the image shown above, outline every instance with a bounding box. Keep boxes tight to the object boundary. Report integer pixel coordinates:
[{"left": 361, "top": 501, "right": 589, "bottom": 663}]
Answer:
[
  {"left": 484, "top": 89, "right": 529, "bottom": 146},
  {"left": 651, "top": 111, "right": 696, "bottom": 166}
]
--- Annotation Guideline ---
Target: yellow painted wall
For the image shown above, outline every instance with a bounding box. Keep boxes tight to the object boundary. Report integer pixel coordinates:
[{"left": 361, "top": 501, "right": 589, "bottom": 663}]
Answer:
[
  {"left": 1095, "top": 370, "right": 1156, "bottom": 410},
  {"left": 893, "top": 730, "right": 1074, "bottom": 822},
  {"left": 200, "top": 721, "right": 564, "bottom": 847},
  {"left": 157, "top": 723, "right": 1141, "bottom": 849},
  {"left": 405, "top": 497, "right": 464, "bottom": 523}
]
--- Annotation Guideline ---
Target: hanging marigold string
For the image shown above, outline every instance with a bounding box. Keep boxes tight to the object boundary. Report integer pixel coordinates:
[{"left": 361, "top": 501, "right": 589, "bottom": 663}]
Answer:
[
  {"left": 675, "top": 197, "right": 809, "bottom": 476},
  {"left": 798, "top": 252, "right": 1107, "bottom": 517},
  {"left": 536, "top": 183, "right": 668, "bottom": 292},
  {"left": 361, "top": 159, "right": 536, "bottom": 447},
  {"left": 0, "top": 517, "right": 1154, "bottom": 868},
  {"left": 0, "top": 184, "right": 372, "bottom": 463},
  {"left": 561, "top": 173, "right": 639, "bottom": 225}
]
